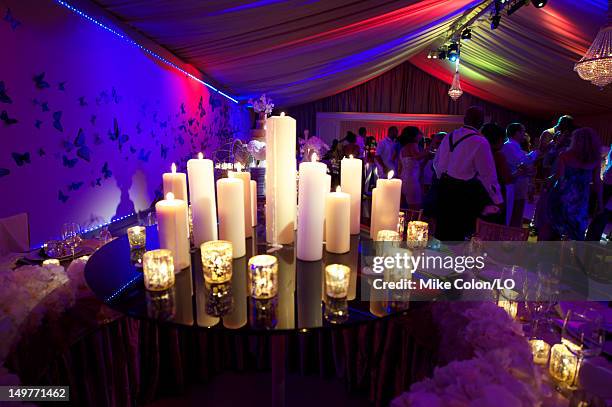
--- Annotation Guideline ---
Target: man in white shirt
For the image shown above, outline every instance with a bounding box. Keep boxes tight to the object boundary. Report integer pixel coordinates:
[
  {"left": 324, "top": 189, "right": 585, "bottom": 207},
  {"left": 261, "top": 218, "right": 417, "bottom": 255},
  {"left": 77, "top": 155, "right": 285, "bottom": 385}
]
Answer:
[
  {"left": 501, "top": 123, "right": 538, "bottom": 227},
  {"left": 433, "top": 106, "right": 502, "bottom": 241},
  {"left": 375, "top": 126, "right": 399, "bottom": 178}
]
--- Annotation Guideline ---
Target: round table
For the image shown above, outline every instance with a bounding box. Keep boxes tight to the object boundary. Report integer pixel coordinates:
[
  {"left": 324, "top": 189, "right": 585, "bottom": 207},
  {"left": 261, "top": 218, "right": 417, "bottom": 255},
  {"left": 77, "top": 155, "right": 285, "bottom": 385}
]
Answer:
[{"left": 84, "top": 225, "right": 437, "bottom": 406}]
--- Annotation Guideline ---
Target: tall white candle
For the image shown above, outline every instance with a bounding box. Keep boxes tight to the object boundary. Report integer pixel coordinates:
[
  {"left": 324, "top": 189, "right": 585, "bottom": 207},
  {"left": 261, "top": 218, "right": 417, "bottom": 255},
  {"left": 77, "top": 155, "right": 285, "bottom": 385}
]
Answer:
[
  {"left": 341, "top": 155, "right": 363, "bottom": 235},
  {"left": 297, "top": 156, "right": 328, "bottom": 261},
  {"left": 217, "top": 178, "right": 246, "bottom": 258},
  {"left": 156, "top": 192, "right": 190, "bottom": 270},
  {"left": 265, "top": 113, "right": 297, "bottom": 245},
  {"left": 187, "top": 153, "right": 218, "bottom": 245},
  {"left": 163, "top": 163, "right": 188, "bottom": 201},
  {"left": 228, "top": 163, "right": 253, "bottom": 238},
  {"left": 325, "top": 186, "right": 350, "bottom": 254},
  {"left": 371, "top": 171, "right": 402, "bottom": 239},
  {"left": 250, "top": 180, "right": 258, "bottom": 226}
]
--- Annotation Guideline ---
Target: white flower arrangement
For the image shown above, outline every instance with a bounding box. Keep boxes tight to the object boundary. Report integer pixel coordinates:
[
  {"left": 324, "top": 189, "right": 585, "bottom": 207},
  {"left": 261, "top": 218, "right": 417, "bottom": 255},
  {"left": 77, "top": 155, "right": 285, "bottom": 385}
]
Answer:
[
  {"left": 299, "top": 136, "right": 329, "bottom": 162},
  {"left": 246, "top": 140, "right": 266, "bottom": 161},
  {"left": 249, "top": 94, "right": 274, "bottom": 116}
]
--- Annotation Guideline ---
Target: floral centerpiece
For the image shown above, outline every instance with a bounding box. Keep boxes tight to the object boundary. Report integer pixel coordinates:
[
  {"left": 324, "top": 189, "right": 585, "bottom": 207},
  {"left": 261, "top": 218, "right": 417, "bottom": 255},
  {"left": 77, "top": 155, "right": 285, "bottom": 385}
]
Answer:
[
  {"left": 299, "top": 135, "right": 329, "bottom": 162},
  {"left": 247, "top": 94, "right": 274, "bottom": 166}
]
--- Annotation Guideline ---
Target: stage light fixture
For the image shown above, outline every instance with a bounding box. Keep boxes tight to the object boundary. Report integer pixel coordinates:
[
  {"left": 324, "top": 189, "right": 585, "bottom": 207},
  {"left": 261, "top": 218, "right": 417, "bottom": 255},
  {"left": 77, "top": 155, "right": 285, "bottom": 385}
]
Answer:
[
  {"left": 533, "top": 0, "right": 547, "bottom": 8},
  {"left": 448, "top": 43, "right": 460, "bottom": 63},
  {"left": 461, "top": 28, "right": 472, "bottom": 40},
  {"left": 437, "top": 48, "right": 447, "bottom": 60},
  {"left": 490, "top": 13, "right": 501, "bottom": 29}
]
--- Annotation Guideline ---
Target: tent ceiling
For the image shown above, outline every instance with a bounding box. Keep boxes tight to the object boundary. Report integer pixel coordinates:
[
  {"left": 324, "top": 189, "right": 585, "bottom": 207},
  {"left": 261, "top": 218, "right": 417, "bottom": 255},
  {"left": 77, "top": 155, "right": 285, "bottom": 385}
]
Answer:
[{"left": 90, "top": 0, "right": 612, "bottom": 116}]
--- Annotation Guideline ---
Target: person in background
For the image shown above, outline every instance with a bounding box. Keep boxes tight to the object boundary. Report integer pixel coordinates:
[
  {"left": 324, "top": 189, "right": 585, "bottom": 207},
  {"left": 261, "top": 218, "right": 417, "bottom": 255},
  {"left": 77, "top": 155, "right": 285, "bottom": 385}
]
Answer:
[
  {"left": 357, "top": 127, "right": 367, "bottom": 157},
  {"left": 324, "top": 139, "right": 342, "bottom": 188},
  {"left": 482, "top": 123, "right": 513, "bottom": 224},
  {"left": 586, "top": 147, "right": 611, "bottom": 241},
  {"left": 342, "top": 131, "right": 361, "bottom": 158},
  {"left": 433, "top": 106, "right": 502, "bottom": 241},
  {"left": 543, "top": 128, "right": 603, "bottom": 241},
  {"left": 422, "top": 132, "right": 446, "bottom": 195},
  {"left": 501, "top": 123, "right": 539, "bottom": 227},
  {"left": 398, "top": 126, "right": 429, "bottom": 209},
  {"left": 363, "top": 131, "right": 378, "bottom": 194},
  {"left": 375, "top": 126, "right": 399, "bottom": 178},
  {"left": 540, "top": 115, "right": 575, "bottom": 178}
]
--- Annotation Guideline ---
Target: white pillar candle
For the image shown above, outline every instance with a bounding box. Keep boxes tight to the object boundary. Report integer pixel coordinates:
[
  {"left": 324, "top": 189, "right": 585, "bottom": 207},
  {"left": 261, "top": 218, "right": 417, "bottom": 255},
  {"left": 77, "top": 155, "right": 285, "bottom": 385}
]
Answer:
[
  {"left": 341, "top": 155, "right": 363, "bottom": 235},
  {"left": 371, "top": 171, "right": 402, "bottom": 239},
  {"left": 265, "top": 112, "right": 297, "bottom": 245},
  {"left": 229, "top": 163, "right": 253, "bottom": 238},
  {"left": 325, "top": 186, "right": 350, "bottom": 254},
  {"left": 217, "top": 178, "right": 246, "bottom": 258},
  {"left": 250, "top": 180, "right": 258, "bottom": 226},
  {"left": 187, "top": 153, "right": 218, "bottom": 245},
  {"left": 156, "top": 192, "right": 190, "bottom": 270},
  {"left": 163, "top": 163, "right": 188, "bottom": 201},
  {"left": 297, "top": 156, "right": 328, "bottom": 261}
]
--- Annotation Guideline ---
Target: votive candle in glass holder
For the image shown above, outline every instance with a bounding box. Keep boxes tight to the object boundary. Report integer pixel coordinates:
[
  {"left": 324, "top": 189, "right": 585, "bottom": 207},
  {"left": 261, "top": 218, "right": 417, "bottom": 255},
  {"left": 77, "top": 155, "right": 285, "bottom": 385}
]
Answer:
[
  {"left": 42, "top": 258, "right": 60, "bottom": 267},
  {"left": 376, "top": 229, "right": 401, "bottom": 242},
  {"left": 201, "top": 240, "right": 233, "bottom": 284},
  {"left": 406, "top": 221, "right": 428, "bottom": 248},
  {"left": 549, "top": 343, "right": 580, "bottom": 388},
  {"left": 325, "top": 264, "right": 350, "bottom": 299},
  {"left": 397, "top": 211, "right": 406, "bottom": 237},
  {"left": 143, "top": 249, "right": 175, "bottom": 291},
  {"left": 127, "top": 226, "right": 146, "bottom": 249},
  {"left": 248, "top": 255, "right": 278, "bottom": 299},
  {"left": 497, "top": 289, "right": 519, "bottom": 319},
  {"left": 529, "top": 339, "right": 551, "bottom": 365}
]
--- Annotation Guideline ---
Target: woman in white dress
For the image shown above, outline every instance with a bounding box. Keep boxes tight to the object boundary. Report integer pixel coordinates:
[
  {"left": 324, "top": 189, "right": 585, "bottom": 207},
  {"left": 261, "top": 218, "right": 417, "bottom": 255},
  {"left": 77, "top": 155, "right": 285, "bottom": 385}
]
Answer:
[{"left": 398, "top": 126, "right": 430, "bottom": 209}]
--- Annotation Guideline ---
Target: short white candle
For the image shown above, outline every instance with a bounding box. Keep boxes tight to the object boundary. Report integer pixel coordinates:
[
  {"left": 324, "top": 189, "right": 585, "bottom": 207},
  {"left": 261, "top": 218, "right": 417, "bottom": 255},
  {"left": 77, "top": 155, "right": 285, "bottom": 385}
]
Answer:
[
  {"left": 341, "top": 155, "right": 363, "bottom": 235},
  {"left": 297, "top": 154, "right": 328, "bottom": 261},
  {"left": 187, "top": 152, "right": 218, "bottom": 245},
  {"left": 216, "top": 178, "right": 246, "bottom": 258},
  {"left": 325, "top": 186, "right": 350, "bottom": 254},
  {"left": 163, "top": 162, "right": 188, "bottom": 201},
  {"left": 229, "top": 163, "right": 253, "bottom": 238},
  {"left": 156, "top": 192, "right": 190, "bottom": 270}
]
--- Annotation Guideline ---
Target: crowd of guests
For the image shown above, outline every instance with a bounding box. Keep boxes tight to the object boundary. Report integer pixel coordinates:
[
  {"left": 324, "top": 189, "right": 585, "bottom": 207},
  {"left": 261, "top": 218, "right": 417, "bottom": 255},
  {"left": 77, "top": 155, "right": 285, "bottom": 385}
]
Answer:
[{"left": 315, "top": 107, "right": 610, "bottom": 242}]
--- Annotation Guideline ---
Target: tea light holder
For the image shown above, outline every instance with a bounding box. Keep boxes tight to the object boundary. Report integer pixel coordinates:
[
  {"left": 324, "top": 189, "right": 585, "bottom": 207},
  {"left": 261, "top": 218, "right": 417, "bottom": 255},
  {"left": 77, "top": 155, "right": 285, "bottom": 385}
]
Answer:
[
  {"left": 127, "top": 226, "right": 146, "bottom": 249},
  {"left": 529, "top": 339, "right": 551, "bottom": 365},
  {"left": 204, "top": 281, "right": 234, "bottom": 317},
  {"left": 376, "top": 229, "right": 401, "bottom": 242},
  {"left": 42, "top": 258, "right": 60, "bottom": 267},
  {"left": 248, "top": 255, "right": 278, "bottom": 299},
  {"left": 201, "top": 240, "right": 233, "bottom": 284},
  {"left": 407, "top": 221, "right": 428, "bottom": 248},
  {"left": 325, "top": 264, "right": 350, "bottom": 299},
  {"left": 497, "top": 289, "right": 519, "bottom": 319},
  {"left": 397, "top": 211, "right": 406, "bottom": 237},
  {"left": 549, "top": 342, "right": 580, "bottom": 389},
  {"left": 324, "top": 296, "right": 349, "bottom": 324},
  {"left": 143, "top": 249, "right": 175, "bottom": 291}
]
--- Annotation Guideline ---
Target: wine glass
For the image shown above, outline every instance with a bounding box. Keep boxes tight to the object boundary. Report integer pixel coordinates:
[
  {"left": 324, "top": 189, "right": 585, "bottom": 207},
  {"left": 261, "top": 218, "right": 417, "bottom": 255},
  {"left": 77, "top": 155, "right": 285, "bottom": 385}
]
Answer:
[{"left": 61, "top": 222, "right": 81, "bottom": 258}]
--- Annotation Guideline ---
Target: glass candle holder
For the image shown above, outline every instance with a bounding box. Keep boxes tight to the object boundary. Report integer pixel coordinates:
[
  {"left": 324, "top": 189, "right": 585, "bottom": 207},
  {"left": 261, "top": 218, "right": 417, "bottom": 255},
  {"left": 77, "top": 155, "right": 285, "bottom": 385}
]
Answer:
[
  {"left": 142, "top": 249, "right": 175, "bottom": 291},
  {"left": 248, "top": 255, "right": 278, "bottom": 299},
  {"left": 529, "top": 339, "right": 551, "bottom": 365},
  {"left": 201, "top": 240, "right": 233, "bottom": 283},
  {"left": 407, "top": 221, "right": 428, "bottom": 248},
  {"left": 497, "top": 289, "right": 519, "bottom": 319},
  {"left": 325, "top": 264, "right": 350, "bottom": 299},
  {"left": 127, "top": 226, "right": 146, "bottom": 249},
  {"left": 549, "top": 343, "right": 580, "bottom": 389},
  {"left": 376, "top": 229, "right": 401, "bottom": 242},
  {"left": 42, "top": 258, "right": 60, "bottom": 266},
  {"left": 397, "top": 211, "right": 406, "bottom": 237},
  {"left": 204, "top": 281, "right": 234, "bottom": 317}
]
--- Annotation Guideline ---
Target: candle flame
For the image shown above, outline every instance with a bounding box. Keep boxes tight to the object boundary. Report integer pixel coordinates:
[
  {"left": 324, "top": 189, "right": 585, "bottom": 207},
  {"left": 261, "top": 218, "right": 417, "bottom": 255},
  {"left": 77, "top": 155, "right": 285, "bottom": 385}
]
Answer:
[
  {"left": 197, "top": 152, "right": 203, "bottom": 159},
  {"left": 349, "top": 154, "right": 353, "bottom": 159},
  {"left": 280, "top": 112, "right": 285, "bottom": 117},
  {"left": 312, "top": 152, "right": 318, "bottom": 162},
  {"left": 336, "top": 186, "right": 341, "bottom": 193},
  {"left": 166, "top": 192, "right": 175, "bottom": 200},
  {"left": 171, "top": 162, "right": 177, "bottom": 173},
  {"left": 235, "top": 162, "right": 243, "bottom": 172},
  {"left": 387, "top": 170, "right": 394, "bottom": 179}
]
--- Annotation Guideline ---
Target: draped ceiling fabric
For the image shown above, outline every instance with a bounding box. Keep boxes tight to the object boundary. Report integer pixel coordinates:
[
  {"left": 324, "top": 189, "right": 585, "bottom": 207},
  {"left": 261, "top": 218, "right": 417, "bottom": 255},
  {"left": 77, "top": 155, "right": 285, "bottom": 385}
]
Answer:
[{"left": 89, "top": 0, "right": 611, "bottom": 122}]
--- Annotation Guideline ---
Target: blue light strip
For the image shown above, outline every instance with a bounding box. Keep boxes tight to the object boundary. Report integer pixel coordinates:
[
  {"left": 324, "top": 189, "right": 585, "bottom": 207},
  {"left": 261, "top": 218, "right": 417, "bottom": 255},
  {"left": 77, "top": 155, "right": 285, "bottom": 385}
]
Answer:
[{"left": 55, "top": 0, "right": 239, "bottom": 104}]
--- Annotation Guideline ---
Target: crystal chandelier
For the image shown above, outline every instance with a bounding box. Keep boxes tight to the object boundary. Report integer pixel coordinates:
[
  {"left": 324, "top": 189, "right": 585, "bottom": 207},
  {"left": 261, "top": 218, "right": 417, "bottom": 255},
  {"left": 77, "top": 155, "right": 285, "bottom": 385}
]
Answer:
[
  {"left": 448, "top": 60, "right": 463, "bottom": 101},
  {"left": 574, "top": 1, "right": 612, "bottom": 88}
]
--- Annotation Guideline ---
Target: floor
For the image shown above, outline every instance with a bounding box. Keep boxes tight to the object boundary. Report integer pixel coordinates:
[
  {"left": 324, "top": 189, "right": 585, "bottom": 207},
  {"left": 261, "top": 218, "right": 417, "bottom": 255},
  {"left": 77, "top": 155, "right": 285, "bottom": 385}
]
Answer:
[{"left": 147, "top": 372, "right": 372, "bottom": 407}]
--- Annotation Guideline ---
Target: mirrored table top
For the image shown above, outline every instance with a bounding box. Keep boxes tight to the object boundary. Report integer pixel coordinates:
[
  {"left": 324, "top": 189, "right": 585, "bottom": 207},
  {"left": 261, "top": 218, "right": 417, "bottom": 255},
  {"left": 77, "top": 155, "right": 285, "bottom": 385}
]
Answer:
[{"left": 84, "top": 225, "right": 438, "bottom": 333}]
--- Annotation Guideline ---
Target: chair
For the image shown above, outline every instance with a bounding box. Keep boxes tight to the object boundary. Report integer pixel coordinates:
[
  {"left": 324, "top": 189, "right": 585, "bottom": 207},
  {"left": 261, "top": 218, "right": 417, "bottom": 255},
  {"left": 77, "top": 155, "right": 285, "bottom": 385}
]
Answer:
[{"left": 475, "top": 218, "right": 529, "bottom": 241}]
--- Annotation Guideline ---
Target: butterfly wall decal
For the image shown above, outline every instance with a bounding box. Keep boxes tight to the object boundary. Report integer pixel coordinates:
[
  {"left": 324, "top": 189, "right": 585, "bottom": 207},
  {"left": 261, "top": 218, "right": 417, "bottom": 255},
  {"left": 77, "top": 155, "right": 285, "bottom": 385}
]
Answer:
[
  {"left": 0, "top": 168, "right": 9, "bottom": 178},
  {"left": 1, "top": 110, "right": 17, "bottom": 125},
  {"left": 136, "top": 122, "right": 142, "bottom": 134},
  {"left": 138, "top": 149, "right": 151, "bottom": 162},
  {"left": 53, "top": 111, "right": 63, "bottom": 132},
  {"left": 159, "top": 120, "right": 167, "bottom": 129},
  {"left": 12, "top": 152, "right": 30, "bottom": 166},
  {"left": 129, "top": 146, "right": 136, "bottom": 154},
  {"left": 160, "top": 144, "right": 169, "bottom": 159},
  {"left": 108, "top": 118, "right": 129, "bottom": 148},
  {"left": 180, "top": 103, "right": 186, "bottom": 114},
  {"left": 38, "top": 148, "right": 45, "bottom": 157},
  {"left": 188, "top": 118, "right": 195, "bottom": 126},
  {"left": 91, "top": 177, "right": 102, "bottom": 187},
  {"left": 58, "top": 81, "right": 66, "bottom": 91},
  {"left": 96, "top": 90, "right": 109, "bottom": 105},
  {"left": 3, "top": 8, "right": 21, "bottom": 31},
  {"left": 111, "top": 87, "right": 121, "bottom": 104},
  {"left": 0, "top": 81, "right": 12, "bottom": 104},
  {"left": 93, "top": 133, "right": 102, "bottom": 145},
  {"left": 74, "top": 128, "right": 91, "bottom": 161},
  {"left": 58, "top": 190, "right": 69, "bottom": 203},
  {"left": 209, "top": 94, "right": 222, "bottom": 111},
  {"left": 41, "top": 101, "right": 49, "bottom": 112},
  {"left": 78, "top": 96, "right": 87, "bottom": 106},
  {"left": 62, "top": 155, "right": 78, "bottom": 168},
  {"left": 33, "top": 72, "right": 50, "bottom": 89},
  {"left": 102, "top": 162, "right": 112, "bottom": 179},
  {"left": 68, "top": 181, "right": 84, "bottom": 191},
  {"left": 90, "top": 115, "right": 96, "bottom": 125},
  {"left": 34, "top": 119, "right": 42, "bottom": 129}
]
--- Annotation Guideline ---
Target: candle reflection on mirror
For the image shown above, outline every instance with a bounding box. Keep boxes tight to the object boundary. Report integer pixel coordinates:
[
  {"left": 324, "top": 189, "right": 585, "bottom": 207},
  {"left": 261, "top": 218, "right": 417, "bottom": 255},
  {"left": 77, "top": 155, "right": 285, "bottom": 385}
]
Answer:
[
  {"left": 223, "top": 256, "right": 247, "bottom": 329},
  {"left": 297, "top": 260, "right": 323, "bottom": 328}
]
